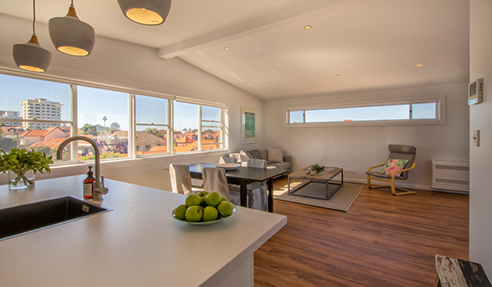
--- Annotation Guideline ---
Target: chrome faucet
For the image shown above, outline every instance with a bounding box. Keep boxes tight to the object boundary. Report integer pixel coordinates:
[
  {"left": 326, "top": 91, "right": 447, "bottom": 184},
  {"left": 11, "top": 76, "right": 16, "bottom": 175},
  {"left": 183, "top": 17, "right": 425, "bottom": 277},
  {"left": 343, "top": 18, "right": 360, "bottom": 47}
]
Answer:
[{"left": 56, "top": 136, "right": 109, "bottom": 200}]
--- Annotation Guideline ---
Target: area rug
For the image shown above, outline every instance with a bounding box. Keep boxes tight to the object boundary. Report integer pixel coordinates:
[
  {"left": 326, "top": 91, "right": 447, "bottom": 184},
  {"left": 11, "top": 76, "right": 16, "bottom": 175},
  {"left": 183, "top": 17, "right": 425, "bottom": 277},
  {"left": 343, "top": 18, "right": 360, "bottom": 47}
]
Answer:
[{"left": 273, "top": 180, "right": 363, "bottom": 212}]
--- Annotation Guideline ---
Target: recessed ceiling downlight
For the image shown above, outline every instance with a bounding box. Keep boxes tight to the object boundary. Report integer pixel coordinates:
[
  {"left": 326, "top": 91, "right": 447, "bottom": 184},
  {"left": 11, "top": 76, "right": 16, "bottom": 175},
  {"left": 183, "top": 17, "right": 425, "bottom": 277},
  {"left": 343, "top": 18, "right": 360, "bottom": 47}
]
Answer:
[
  {"left": 304, "top": 25, "right": 312, "bottom": 30},
  {"left": 416, "top": 63, "right": 424, "bottom": 67}
]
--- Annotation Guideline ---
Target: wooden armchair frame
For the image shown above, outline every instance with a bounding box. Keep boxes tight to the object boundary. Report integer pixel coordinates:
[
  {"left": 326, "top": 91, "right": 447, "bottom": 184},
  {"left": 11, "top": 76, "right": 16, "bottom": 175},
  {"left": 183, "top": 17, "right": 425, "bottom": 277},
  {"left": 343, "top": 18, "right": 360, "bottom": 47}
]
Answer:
[{"left": 366, "top": 148, "right": 417, "bottom": 196}]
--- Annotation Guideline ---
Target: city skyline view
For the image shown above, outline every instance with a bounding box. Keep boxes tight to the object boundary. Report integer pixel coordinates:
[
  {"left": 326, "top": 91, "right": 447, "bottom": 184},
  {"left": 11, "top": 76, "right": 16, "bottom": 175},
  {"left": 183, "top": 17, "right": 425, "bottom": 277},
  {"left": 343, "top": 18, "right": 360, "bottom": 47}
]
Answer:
[
  {"left": 0, "top": 74, "right": 208, "bottom": 132},
  {"left": 1, "top": 73, "right": 224, "bottom": 159}
]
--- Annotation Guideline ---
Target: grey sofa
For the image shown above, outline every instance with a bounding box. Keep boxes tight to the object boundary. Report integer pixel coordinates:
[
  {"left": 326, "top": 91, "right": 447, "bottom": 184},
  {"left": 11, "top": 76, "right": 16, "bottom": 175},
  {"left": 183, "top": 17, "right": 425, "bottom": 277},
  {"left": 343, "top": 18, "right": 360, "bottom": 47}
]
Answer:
[{"left": 226, "top": 149, "right": 292, "bottom": 172}]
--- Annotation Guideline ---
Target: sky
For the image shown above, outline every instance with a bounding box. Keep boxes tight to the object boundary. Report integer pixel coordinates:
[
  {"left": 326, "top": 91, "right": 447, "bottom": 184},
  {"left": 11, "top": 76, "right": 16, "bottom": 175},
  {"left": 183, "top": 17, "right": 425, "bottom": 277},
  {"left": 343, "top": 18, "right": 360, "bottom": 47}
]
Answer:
[
  {"left": 291, "top": 103, "right": 436, "bottom": 123},
  {"left": 0, "top": 74, "right": 221, "bottom": 131},
  {"left": 0, "top": 74, "right": 71, "bottom": 121},
  {"left": 2, "top": 73, "right": 434, "bottom": 128}
]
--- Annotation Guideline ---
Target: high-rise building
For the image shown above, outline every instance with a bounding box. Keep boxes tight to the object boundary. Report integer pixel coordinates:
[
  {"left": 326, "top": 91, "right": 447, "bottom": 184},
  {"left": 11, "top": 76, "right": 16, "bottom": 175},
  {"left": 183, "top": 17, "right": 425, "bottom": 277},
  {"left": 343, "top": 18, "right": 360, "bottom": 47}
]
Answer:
[
  {"left": 0, "top": 110, "right": 22, "bottom": 127},
  {"left": 21, "top": 98, "right": 62, "bottom": 130}
]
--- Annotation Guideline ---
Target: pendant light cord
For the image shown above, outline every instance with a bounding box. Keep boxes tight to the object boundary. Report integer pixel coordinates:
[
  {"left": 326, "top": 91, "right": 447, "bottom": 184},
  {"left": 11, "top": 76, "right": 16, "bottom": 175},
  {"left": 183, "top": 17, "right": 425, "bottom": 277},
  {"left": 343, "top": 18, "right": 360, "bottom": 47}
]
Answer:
[{"left": 32, "top": 0, "right": 36, "bottom": 36}]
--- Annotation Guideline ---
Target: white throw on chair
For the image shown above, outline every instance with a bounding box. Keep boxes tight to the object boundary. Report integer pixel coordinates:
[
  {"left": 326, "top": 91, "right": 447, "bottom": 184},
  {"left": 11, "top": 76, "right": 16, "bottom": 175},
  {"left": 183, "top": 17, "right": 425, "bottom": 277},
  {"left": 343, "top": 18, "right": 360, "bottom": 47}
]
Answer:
[
  {"left": 169, "top": 164, "right": 193, "bottom": 195},
  {"left": 239, "top": 159, "right": 269, "bottom": 211},
  {"left": 202, "top": 167, "right": 240, "bottom": 205},
  {"left": 247, "top": 158, "right": 267, "bottom": 169}
]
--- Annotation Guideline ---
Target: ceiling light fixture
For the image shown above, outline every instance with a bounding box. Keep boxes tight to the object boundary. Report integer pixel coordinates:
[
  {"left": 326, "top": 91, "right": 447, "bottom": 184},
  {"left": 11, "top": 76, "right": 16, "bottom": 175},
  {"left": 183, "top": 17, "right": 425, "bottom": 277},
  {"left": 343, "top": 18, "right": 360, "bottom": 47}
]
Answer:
[
  {"left": 118, "top": 0, "right": 172, "bottom": 26},
  {"left": 304, "top": 25, "right": 312, "bottom": 30},
  {"left": 48, "top": 0, "right": 95, "bottom": 56},
  {"left": 12, "top": 0, "right": 52, "bottom": 73},
  {"left": 224, "top": 47, "right": 230, "bottom": 50},
  {"left": 416, "top": 63, "right": 424, "bottom": 67}
]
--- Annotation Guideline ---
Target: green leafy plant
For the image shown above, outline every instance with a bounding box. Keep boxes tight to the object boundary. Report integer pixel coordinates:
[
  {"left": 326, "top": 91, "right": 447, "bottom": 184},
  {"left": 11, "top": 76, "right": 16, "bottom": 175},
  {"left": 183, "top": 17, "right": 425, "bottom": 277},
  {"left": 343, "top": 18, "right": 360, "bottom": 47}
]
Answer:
[
  {"left": 310, "top": 163, "right": 325, "bottom": 174},
  {"left": 0, "top": 148, "right": 53, "bottom": 187}
]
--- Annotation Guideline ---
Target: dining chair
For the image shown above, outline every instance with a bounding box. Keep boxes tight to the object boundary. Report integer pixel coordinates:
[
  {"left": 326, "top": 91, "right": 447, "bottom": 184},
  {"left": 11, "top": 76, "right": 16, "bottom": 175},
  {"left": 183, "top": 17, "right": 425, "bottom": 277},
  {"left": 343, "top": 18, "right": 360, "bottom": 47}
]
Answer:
[
  {"left": 202, "top": 167, "right": 240, "bottom": 205},
  {"left": 169, "top": 164, "right": 193, "bottom": 195},
  {"left": 244, "top": 159, "right": 268, "bottom": 211}
]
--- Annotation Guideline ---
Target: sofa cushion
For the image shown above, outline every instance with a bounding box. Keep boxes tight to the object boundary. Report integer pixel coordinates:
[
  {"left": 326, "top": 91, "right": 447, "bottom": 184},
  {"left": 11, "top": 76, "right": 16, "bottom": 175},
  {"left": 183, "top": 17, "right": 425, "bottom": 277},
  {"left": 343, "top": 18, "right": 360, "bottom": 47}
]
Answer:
[
  {"left": 229, "top": 153, "right": 241, "bottom": 162},
  {"left": 239, "top": 150, "right": 250, "bottom": 162},
  {"left": 268, "top": 148, "right": 284, "bottom": 163},
  {"left": 380, "top": 158, "right": 408, "bottom": 176},
  {"left": 248, "top": 149, "right": 264, "bottom": 160}
]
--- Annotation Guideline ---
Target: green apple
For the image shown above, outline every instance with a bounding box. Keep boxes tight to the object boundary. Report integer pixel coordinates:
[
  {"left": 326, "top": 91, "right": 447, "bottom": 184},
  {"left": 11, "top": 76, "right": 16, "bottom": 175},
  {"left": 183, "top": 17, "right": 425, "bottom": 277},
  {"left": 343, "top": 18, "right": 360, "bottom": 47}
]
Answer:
[
  {"left": 203, "top": 206, "right": 219, "bottom": 222},
  {"left": 185, "top": 205, "right": 203, "bottom": 222},
  {"left": 217, "top": 201, "right": 234, "bottom": 217},
  {"left": 220, "top": 196, "right": 228, "bottom": 202},
  {"left": 205, "top": 191, "right": 222, "bottom": 207},
  {"left": 197, "top": 191, "right": 210, "bottom": 206},
  {"left": 174, "top": 204, "right": 187, "bottom": 220},
  {"left": 185, "top": 194, "right": 201, "bottom": 207}
]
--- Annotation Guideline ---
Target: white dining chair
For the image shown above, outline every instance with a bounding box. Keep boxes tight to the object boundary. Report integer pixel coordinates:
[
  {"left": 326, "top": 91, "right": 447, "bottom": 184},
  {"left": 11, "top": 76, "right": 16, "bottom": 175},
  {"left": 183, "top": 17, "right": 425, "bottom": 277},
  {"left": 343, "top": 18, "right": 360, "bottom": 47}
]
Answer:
[
  {"left": 169, "top": 164, "right": 193, "bottom": 195},
  {"left": 247, "top": 159, "right": 267, "bottom": 169},
  {"left": 242, "top": 159, "right": 269, "bottom": 211},
  {"left": 202, "top": 167, "right": 240, "bottom": 205}
]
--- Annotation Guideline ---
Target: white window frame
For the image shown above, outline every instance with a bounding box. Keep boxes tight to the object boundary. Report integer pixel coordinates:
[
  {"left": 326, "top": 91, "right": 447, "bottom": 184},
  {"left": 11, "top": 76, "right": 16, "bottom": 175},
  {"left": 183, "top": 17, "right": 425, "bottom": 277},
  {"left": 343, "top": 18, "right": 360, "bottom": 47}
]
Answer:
[
  {"left": 172, "top": 98, "right": 227, "bottom": 155},
  {"left": 132, "top": 94, "right": 172, "bottom": 158},
  {"left": 0, "top": 67, "right": 229, "bottom": 166},
  {"left": 285, "top": 95, "right": 446, "bottom": 127},
  {"left": 200, "top": 105, "right": 224, "bottom": 151}
]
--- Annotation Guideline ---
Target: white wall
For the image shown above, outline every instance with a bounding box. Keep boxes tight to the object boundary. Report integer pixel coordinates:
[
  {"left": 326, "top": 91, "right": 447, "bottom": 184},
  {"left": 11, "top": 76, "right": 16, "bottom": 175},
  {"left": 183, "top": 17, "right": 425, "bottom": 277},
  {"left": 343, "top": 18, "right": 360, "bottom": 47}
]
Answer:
[
  {"left": 264, "top": 83, "right": 469, "bottom": 190},
  {"left": 0, "top": 14, "right": 263, "bottom": 191},
  {"left": 469, "top": 0, "right": 492, "bottom": 276}
]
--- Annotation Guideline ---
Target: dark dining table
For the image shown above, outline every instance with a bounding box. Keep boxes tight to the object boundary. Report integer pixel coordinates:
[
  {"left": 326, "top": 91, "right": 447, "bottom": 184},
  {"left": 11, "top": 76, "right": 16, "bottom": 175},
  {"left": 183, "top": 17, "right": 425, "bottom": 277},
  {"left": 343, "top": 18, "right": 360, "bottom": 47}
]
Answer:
[{"left": 188, "top": 163, "right": 289, "bottom": 213}]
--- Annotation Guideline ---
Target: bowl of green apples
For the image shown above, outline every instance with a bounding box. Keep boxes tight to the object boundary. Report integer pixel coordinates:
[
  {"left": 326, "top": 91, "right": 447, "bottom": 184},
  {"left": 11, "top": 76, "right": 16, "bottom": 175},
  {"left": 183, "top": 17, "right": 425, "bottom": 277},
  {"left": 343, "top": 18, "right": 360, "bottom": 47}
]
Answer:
[{"left": 172, "top": 191, "right": 237, "bottom": 225}]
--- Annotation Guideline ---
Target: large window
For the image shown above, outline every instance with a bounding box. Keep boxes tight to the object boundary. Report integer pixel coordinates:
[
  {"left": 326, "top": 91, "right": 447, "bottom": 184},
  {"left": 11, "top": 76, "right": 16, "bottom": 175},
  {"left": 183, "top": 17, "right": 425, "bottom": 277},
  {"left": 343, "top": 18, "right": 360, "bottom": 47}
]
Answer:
[
  {"left": 76, "top": 86, "right": 129, "bottom": 161},
  {"left": 287, "top": 100, "right": 441, "bottom": 126},
  {"left": 0, "top": 74, "right": 71, "bottom": 159},
  {"left": 174, "top": 102, "right": 199, "bottom": 154},
  {"left": 201, "top": 105, "right": 222, "bottom": 151},
  {"left": 0, "top": 72, "right": 227, "bottom": 163},
  {"left": 173, "top": 101, "right": 224, "bottom": 154},
  {"left": 135, "top": 94, "right": 169, "bottom": 155}
]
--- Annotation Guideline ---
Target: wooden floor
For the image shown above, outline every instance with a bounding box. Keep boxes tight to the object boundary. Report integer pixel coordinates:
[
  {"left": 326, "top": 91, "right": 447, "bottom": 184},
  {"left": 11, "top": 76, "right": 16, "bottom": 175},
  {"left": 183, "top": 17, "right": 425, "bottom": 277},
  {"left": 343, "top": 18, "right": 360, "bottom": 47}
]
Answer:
[{"left": 254, "top": 179, "right": 469, "bottom": 287}]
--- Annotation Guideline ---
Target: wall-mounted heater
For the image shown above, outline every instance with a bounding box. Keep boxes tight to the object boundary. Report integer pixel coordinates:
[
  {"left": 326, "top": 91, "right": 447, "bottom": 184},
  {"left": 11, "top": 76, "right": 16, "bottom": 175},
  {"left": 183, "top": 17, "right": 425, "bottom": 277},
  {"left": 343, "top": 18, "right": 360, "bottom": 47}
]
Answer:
[{"left": 431, "top": 160, "right": 469, "bottom": 193}]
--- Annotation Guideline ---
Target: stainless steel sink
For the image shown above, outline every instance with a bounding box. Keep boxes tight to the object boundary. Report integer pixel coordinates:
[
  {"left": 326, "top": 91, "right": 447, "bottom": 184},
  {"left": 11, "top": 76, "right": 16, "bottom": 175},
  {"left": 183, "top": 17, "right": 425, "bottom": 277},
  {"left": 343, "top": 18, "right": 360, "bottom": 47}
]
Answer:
[{"left": 0, "top": 196, "right": 112, "bottom": 241}]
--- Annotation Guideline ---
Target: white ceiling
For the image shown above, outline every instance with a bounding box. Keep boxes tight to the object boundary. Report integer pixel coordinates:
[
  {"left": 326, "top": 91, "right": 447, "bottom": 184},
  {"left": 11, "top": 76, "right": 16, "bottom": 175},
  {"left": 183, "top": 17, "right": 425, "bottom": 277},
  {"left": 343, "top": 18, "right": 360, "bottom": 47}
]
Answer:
[{"left": 0, "top": 0, "right": 469, "bottom": 100}]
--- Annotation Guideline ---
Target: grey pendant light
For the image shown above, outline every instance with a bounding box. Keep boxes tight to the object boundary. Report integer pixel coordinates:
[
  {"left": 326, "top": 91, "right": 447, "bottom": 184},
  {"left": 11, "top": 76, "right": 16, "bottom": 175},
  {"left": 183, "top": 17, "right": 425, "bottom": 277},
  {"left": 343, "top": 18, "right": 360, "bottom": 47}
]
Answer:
[
  {"left": 12, "top": 0, "right": 52, "bottom": 73},
  {"left": 118, "top": 0, "right": 172, "bottom": 26},
  {"left": 49, "top": 0, "right": 95, "bottom": 56}
]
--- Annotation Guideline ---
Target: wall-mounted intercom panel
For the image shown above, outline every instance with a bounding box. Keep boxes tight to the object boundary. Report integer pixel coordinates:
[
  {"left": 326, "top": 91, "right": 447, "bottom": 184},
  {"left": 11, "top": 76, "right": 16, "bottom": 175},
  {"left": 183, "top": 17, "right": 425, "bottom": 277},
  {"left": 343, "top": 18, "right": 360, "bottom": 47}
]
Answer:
[{"left": 468, "top": 78, "right": 483, "bottom": 105}]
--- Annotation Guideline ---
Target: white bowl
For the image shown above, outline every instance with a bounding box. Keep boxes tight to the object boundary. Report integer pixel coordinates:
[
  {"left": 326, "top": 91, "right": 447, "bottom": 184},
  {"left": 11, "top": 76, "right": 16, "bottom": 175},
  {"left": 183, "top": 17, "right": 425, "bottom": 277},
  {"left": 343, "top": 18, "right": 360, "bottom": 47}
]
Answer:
[{"left": 215, "top": 163, "right": 240, "bottom": 170}]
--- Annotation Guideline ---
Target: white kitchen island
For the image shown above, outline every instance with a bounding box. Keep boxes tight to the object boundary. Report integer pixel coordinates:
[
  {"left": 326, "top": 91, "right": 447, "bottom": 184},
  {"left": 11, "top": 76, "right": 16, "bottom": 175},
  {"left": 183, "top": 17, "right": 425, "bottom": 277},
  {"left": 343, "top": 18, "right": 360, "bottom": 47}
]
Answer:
[{"left": 0, "top": 176, "right": 287, "bottom": 287}]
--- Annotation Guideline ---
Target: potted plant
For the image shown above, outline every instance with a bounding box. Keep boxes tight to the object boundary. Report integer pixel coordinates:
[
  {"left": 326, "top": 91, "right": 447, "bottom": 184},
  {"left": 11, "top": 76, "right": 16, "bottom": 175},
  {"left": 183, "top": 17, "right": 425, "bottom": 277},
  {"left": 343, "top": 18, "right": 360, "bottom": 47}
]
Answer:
[
  {"left": 0, "top": 148, "right": 53, "bottom": 189},
  {"left": 310, "top": 164, "right": 325, "bottom": 175}
]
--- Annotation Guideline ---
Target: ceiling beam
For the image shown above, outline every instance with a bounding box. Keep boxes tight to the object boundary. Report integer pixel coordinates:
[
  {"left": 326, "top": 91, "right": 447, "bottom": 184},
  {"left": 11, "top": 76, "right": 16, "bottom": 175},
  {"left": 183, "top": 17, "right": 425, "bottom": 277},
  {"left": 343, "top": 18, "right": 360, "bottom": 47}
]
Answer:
[{"left": 158, "top": 0, "right": 346, "bottom": 59}]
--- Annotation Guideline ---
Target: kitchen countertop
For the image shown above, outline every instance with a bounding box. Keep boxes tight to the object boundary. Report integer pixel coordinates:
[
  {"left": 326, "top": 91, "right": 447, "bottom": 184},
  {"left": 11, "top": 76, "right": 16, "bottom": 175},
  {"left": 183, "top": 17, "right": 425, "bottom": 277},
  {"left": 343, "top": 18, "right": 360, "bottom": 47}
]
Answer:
[{"left": 0, "top": 176, "right": 287, "bottom": 287}]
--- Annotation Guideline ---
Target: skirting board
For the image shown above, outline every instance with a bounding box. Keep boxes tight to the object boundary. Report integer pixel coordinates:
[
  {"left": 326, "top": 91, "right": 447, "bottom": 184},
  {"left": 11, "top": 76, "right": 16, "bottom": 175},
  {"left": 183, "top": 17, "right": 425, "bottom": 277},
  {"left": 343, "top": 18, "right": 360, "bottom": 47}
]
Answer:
[{"left": 344, "top": 177, "right": 464, "bottom": 194}]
